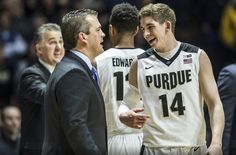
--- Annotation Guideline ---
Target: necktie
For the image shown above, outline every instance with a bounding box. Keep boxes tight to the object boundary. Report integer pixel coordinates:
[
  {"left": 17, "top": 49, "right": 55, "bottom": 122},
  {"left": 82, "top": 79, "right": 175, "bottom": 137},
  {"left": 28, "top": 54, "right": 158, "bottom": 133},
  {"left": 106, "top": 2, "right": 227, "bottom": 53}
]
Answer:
[{"left": 91, "top": 67, "right": 100, "bottom": 86}]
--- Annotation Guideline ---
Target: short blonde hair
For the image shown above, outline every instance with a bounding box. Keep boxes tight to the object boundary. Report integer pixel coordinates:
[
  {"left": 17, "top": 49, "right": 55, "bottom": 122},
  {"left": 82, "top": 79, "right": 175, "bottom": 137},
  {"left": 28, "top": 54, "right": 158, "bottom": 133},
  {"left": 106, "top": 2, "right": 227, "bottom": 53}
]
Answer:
[{"left": 139, "top": 3, "right": 176, "bottom": 33}]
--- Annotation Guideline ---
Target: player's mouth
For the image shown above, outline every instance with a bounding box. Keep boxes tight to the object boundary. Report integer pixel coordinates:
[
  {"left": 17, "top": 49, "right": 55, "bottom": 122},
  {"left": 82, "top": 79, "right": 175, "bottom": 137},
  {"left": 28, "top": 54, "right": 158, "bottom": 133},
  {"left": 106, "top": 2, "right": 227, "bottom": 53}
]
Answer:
[{"left": 148, "top": 38, "right": 156, "bottom": 45}]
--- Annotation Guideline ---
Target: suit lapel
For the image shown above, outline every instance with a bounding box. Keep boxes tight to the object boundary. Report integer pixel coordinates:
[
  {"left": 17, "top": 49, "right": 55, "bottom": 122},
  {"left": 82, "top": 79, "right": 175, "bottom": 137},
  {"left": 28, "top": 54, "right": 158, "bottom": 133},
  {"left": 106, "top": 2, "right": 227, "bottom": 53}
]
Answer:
[
  {"left": 65, "top": 51, "right": 101, "bottom": 90},
  {"left": 65, "top": 51, "right": 106, "bottom": 127}
]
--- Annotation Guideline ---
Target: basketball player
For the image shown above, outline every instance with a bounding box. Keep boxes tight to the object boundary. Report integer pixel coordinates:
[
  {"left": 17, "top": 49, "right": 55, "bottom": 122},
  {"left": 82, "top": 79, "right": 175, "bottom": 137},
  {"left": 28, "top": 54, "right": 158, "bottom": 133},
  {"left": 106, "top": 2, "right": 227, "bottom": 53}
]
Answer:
[
  {"left": 119, "top": 3, "right": 225, "bottom": 155},
  {"left": 95, "top": 3, "right": 145, "bottom": 155}
]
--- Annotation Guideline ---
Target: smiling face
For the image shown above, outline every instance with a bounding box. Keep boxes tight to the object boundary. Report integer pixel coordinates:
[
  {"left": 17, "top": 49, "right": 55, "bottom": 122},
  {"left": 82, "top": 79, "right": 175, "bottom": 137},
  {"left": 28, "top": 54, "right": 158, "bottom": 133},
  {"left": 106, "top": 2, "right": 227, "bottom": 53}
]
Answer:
[
  {"left": 36, "top": 30, "right": 65, "bottom": 65},
  {"left": 139, "top": 3, "right": 176, "bottom": 53},
  {"left": 140, "top": 16, "right": 168, "bottom": 52},
  {"left": 85, "top": 15, "right": 105, "bottom": 58}
]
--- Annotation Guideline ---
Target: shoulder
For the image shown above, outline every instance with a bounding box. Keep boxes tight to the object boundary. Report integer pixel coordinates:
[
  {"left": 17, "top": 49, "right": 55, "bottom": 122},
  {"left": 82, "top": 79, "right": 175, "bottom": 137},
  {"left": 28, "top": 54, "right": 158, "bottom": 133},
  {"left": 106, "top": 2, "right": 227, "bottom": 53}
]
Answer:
[
  {"left": 137, "top": 48, "right": 154, "bottom": 60},
  {"left": 96, "top": 48, "right": 117, "bottom": 61},
  {"left": 22, "top": 63, "right": 39, "bottom": 73},
  {"left": 53, "top": 57, "right": 88, "bottom": 80},
  {"left": 219, "top": 63, "right": 236, "bottom": 78},
  {"left": 217, "top": 64, "right": 236, "bottom": 93},
  {"left": 20, "top": 62, "right": 46, "bottom": 78},
  {"left": 60, "top": 54, "right": 85, "bottom": 70},
  {"left": 221, "top": 63, "right": 236, "bottom": 72},
  {"left": 181, "top": 42, "right": 199, "bottom": 53},
  {"left": 135, "top": 48, "right": 146, "bottom": 55}
]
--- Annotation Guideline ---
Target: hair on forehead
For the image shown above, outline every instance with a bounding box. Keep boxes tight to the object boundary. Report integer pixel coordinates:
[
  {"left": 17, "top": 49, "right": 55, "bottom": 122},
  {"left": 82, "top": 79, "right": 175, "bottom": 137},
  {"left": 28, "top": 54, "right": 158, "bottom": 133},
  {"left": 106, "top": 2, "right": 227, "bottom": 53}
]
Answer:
[
  {"left": 61, "top": 9, "right": 98, "bottom": 50},
  {"left": 139, "top": 3, "right": 176, "bottom": 33},
  {"left": 34, "top": 23, "right": 61, "bottom": 44},
  {"left": 62, "top": 9, "right": 98, "bottom": 23}
]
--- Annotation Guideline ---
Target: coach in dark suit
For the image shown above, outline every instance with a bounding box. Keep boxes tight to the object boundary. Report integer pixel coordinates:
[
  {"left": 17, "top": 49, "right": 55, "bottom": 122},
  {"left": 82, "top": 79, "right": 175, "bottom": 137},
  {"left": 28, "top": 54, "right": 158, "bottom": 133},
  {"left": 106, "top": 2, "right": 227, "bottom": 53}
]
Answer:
[
  {"left": 42, "top": 9, "right": 107, "bottom": 155},
  {"left": 18, "top": 23, "right": 64, "bottom": 155},
  {"left": 217, "top": 63, "right": 236, "bottom": 155}
]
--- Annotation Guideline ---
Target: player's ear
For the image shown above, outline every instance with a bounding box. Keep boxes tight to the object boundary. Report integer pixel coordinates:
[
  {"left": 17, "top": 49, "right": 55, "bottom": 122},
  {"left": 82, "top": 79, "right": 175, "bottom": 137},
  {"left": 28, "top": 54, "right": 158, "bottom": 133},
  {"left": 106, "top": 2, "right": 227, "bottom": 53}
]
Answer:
[
  {"left": 165, "top": 21, "right": 171, "bottom": 32},
  {"left": 133, "top": 26, "right": 139, "bottom": 36},
  {"left": 109, "top": 24, "right": 116, "bottom": 37}
]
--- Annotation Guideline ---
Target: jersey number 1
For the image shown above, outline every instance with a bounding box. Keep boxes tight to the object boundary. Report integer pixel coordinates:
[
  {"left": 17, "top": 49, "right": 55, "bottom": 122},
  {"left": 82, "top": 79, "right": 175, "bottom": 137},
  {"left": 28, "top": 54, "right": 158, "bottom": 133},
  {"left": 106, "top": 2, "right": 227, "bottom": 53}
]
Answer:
[
  {"left": 114, "top": 72, "right": 129, "bottom": 101},
  {"left": 159, "top": 92, "right": 186, "bottom": 117}
]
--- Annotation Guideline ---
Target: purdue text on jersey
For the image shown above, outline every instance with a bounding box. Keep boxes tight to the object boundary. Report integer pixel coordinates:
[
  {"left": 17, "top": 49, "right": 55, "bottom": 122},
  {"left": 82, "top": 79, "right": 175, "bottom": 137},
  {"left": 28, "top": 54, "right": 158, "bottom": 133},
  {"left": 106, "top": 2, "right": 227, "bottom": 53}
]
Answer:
[{"left": 146, "top": 69, "right": 192, "bottom": 90}]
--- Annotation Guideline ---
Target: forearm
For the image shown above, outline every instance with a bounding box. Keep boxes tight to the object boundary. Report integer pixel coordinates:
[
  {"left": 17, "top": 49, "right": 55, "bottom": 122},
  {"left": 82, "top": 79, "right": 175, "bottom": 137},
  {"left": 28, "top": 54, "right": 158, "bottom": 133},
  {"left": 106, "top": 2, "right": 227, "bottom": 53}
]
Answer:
[
  {"left": 122, "top": 84, "right": 142, "bottom": 109},
  {"left": 118, "top": 84, "right": 145, "bottom": 128},
  {"left": 209, "top": 101, "right": 225, "bottom": 146}
]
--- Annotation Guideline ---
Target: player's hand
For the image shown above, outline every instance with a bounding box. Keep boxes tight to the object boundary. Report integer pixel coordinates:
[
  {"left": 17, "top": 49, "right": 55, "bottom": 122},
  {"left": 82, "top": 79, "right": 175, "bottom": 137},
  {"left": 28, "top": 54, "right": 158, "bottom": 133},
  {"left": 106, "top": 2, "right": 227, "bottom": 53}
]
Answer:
[
  {"left": 205, "top": 144, "right": 222, "bottom": 155},
  {"left": 119, "top": 108, "right": 150, "bottom": 129}
]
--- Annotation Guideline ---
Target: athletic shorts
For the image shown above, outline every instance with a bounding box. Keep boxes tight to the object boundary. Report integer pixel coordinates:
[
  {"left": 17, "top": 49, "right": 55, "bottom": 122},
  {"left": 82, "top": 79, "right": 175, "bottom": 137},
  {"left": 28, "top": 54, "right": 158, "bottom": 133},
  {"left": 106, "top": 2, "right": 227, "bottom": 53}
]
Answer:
[
  {"left": 108, "top": 133, "right": 143, "bottom": 155},
  {"left": 140, "top": 145, "right": 207, "bottom": 155}
]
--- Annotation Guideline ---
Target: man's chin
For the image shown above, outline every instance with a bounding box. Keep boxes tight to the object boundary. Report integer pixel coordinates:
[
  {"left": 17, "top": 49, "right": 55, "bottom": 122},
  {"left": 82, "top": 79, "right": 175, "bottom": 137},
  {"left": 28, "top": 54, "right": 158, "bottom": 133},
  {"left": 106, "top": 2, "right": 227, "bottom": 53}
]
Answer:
[
  {"left": 55, "top": 58, "right": 63, "bottom": 63},
  {"left": 99, "top": 48, "right": 104, "bottom": 54}
]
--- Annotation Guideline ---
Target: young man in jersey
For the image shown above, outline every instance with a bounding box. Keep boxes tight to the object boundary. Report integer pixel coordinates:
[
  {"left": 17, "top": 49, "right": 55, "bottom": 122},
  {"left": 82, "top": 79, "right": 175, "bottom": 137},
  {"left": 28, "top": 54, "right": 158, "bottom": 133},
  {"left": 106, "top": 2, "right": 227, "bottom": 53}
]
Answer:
[
  {"left": 95, "top": 3, "right": 145, "bottom": 155},
  {"left": 119, "top": 3, "right": 225, "bottom": 155}
]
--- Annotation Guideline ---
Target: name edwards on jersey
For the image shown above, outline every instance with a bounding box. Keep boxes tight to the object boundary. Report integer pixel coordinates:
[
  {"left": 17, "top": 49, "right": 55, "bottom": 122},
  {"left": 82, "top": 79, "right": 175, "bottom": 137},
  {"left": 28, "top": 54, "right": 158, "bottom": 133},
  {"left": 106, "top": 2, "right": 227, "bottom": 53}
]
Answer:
[
  {"left": 112, "top": 58, "right": 134, "bottom": 67},
  {"left": 146, "top": 69, "right": 192, "bottom": 90}
]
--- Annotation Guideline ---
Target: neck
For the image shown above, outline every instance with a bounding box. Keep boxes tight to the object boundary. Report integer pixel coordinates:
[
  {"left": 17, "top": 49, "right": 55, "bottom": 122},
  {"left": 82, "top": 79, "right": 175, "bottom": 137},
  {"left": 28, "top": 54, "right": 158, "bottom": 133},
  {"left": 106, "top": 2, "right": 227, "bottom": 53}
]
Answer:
[
  {"left": 155, "top": 36, "right": 178, "bottom": 53},
  {"left": 72, "top": 47, "right": 97, "bottom": 67},
  {"left": 114, "top": 35, "right": 135, "bottom": 48},
  {"left": 2, "top": 129, "right": 19, "bottom": 141},
  {"left": 73, "top": 47, "right": 93, "bottom": 62},
  {"left": 167, "top": 39, "right": 178, "bottom": 51}
]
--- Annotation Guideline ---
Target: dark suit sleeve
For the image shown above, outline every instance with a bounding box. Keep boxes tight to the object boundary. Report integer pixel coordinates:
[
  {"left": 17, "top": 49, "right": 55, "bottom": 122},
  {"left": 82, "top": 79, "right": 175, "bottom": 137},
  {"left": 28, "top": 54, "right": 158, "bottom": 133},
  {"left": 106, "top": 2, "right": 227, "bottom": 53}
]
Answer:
[
  {"left": 217, "top": 67, "right": 236, "bottom": 155},
  {"left": 19, "top": 69, "right": 47, "bottom": 104},
  {"left": 55, "top": 69, "right": 101, "bottom": 155}
]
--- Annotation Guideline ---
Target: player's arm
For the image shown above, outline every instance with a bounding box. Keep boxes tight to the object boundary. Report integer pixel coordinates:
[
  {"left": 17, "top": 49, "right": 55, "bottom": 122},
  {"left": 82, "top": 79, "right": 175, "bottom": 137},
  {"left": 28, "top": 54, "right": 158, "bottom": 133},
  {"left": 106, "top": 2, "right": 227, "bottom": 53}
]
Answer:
[
  {"left": 119, "top": 59, "right": 149, "bottom": 129},
  {"left": 199, "top": 50, "right": 224, "bottom": 155},
  {"left": 129, "top": 58, "right": 138, "bottom": 88}
]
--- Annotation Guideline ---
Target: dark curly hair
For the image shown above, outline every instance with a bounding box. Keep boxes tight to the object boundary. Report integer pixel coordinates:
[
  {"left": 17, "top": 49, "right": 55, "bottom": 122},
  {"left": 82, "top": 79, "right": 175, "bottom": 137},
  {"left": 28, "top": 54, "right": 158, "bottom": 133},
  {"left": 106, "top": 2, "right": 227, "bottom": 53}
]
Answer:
[{"left": 109, "top": 3, "right": 139, "bottom": 34}]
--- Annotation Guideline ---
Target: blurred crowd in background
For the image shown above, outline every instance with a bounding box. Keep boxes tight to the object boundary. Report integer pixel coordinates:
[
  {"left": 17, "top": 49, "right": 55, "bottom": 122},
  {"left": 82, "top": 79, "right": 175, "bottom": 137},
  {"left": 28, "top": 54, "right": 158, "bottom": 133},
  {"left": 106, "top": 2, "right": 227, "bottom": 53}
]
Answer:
[{"left": 0, "top": 0, "right": 236, "bottom": 142}]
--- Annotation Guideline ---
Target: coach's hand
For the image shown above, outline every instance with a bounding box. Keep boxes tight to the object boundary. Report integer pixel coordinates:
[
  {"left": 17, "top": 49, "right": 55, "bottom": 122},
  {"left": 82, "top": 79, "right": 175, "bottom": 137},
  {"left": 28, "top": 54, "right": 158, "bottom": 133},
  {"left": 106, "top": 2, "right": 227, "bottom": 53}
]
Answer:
[{"left": 119, "top": 108, "right": 150, "bottom": 129}]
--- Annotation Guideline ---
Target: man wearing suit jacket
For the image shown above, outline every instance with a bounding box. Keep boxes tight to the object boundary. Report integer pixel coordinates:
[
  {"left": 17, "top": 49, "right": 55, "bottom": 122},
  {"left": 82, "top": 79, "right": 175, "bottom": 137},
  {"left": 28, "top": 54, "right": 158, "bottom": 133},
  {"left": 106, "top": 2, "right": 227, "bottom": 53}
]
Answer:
[
  {"left": 218, "top": 63, "right": 236, "bottom": 155},
  {"left": 42, "top": 9, "right": 107, "bottom": 155},
  {"left": 18, "top": 23, "right": 65, "bottom": 155}
]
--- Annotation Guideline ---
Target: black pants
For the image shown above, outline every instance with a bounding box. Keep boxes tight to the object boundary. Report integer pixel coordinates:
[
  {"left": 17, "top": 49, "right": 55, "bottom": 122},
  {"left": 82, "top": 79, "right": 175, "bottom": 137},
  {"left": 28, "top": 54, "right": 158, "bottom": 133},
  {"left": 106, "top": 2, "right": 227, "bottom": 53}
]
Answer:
[{"left": 20, "top": 148, "right": 41, "bottom": 155}]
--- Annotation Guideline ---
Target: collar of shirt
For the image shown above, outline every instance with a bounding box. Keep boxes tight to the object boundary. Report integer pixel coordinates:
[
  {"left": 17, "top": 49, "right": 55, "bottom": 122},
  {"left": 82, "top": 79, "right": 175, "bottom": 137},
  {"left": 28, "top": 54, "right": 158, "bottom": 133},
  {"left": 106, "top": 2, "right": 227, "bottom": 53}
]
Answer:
[
  {"left": 38, "top": 58, "right": 55, "bottom": 74},
  {"left": 154, "top": 41, "right": 181, "bottom": 60},
  {"left": 71, "top": 50, "right": 93, "bottom": 70}
]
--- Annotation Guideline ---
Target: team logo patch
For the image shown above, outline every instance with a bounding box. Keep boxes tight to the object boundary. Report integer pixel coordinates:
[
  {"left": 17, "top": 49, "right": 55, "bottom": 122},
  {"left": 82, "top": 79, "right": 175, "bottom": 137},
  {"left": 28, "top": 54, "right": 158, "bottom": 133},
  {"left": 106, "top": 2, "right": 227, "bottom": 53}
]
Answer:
[{"left": 183, "top": 54, "right": 192, "bottom": 64}]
